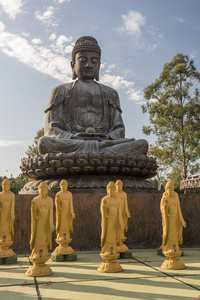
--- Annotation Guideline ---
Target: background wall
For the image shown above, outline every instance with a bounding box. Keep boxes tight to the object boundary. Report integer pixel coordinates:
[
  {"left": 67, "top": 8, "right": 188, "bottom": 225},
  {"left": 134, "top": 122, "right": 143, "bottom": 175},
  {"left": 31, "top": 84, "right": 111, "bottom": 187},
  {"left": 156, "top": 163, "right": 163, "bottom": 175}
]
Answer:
[{"left": 13, "top": 193, "right": 200, "bottom": 254}]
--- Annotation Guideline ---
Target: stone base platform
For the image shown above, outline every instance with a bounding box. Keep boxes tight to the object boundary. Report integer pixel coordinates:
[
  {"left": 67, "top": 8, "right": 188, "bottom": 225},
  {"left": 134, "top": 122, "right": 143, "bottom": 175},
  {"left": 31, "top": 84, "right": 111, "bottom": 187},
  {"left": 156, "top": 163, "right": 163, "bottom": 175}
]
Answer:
[
  {"left": 119, "top": 251, "right": 133, "bottom": 259},
  {"left": 51, "top": 253, "right": 77, "bottom": 262},
  {"left": 0, "top": 254, "right": 18, "bottom": 265},
  {"left": 12, "top": 192, "right": 200, "bottom": 254},
  {"left": 19, "top": 176, "right": 158, "bottom": 195}
]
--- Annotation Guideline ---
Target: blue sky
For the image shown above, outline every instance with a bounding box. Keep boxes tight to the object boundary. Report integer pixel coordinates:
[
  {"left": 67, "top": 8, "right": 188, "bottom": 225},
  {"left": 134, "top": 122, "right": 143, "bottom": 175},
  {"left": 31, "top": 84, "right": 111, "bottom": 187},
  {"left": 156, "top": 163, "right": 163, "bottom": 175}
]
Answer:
[{"left": 0, "top": 0, "right": 199, "bottom": 177}]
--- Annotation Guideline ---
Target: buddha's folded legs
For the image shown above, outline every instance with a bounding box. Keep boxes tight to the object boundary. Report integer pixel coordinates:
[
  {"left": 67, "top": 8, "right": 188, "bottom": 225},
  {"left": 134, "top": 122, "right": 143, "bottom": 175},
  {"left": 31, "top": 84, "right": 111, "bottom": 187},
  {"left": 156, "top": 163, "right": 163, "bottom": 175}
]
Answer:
[
  {"left": 38, "top": 136, "right": 148, "bottom": 155},
  {"left": 100, "top": 139, "right": 148, "bottom": 155}
]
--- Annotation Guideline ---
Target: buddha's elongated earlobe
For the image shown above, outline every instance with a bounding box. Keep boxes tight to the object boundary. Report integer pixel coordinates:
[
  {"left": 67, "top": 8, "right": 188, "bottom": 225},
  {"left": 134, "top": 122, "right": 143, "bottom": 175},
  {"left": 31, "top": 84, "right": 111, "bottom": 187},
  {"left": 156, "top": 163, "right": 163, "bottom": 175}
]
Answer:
[
  {"left": 71, "top": 61, "right": 77, "bottom": 80},
  {"left": 72, "top": 69, "right": 77, "bottom": 80}
]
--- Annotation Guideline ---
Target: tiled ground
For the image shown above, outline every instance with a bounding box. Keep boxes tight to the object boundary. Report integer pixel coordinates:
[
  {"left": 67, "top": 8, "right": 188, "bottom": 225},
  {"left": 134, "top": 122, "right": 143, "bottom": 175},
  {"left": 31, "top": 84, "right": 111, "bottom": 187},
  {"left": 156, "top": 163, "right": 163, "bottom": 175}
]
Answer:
[{"left": 0, "top": 249, "right": 199, "bottom": 300}]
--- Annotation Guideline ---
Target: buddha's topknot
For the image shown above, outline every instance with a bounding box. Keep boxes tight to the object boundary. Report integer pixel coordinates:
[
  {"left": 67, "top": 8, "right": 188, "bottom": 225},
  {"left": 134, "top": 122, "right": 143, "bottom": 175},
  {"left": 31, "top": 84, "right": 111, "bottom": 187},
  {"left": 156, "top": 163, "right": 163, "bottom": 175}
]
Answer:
[{"left": 72, "top": 36, "right": 101, "bottom": 64}]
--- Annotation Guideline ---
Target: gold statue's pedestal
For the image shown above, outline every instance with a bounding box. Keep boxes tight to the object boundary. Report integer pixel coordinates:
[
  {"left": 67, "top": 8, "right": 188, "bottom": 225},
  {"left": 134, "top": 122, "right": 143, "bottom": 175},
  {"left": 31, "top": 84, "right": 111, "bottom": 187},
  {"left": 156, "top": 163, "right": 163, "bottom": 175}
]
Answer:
[
  {"left": 117, "top": 237, "right": 129, "bottom": 253},
  {"left": 51, "top": 238, "right": 77, "bottom": 262},
  {"left": 26, "top": 256, "right": 53, "bottom": 277},
  {"left": 53, "top": 238, "right": 74, "bottom": 256},
  {"left": 161, "top": 250, "right": 186, "bottom": 270},
  {"left": 97, "top": 253, "right": 123, "bottom": 273},
  {"left": 0, "top": 240, "right": 16, "bottom": 259}
]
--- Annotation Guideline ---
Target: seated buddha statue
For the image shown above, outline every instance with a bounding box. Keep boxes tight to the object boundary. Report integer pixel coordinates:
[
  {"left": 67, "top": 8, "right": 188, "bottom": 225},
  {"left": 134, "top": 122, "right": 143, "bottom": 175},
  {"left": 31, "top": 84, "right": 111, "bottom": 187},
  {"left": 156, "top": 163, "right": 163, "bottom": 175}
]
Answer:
[{"left": 38, "top": 36, "right": 148, "bottom": 155}]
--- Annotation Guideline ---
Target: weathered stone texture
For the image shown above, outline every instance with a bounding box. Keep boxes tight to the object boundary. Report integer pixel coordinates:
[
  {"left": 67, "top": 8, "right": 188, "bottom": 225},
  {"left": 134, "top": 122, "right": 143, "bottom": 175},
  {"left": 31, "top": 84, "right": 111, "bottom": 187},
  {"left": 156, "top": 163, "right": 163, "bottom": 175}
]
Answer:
[{"left": 13, "top": 193, "right": 200, "bottom": 253}]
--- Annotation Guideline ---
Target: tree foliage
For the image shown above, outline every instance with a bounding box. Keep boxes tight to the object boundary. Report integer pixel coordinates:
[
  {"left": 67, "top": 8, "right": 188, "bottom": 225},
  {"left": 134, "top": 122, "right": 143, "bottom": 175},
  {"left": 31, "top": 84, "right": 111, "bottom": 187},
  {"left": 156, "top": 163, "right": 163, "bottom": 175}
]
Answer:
[
  {"left": 26, "top": 128, "right": 44, "bottom": 156},
  {"left": 142, "top": 53, "right": 200, "bottom": 186}
]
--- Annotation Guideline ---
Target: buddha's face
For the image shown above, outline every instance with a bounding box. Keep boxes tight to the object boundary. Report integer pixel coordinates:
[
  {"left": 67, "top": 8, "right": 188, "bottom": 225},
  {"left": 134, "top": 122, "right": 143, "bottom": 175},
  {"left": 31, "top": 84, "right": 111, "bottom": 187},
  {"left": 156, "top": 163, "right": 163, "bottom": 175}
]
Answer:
[
  {"left": 116, "top": 182, "right": 122, "bottom": 192},
  {"left": 166, "top": 186, "right": 174, "bottom": 196},
  {"left": 60, "top": 182, "right": 68, "bottom": 192},
  {"left": 107, "top": 186, "right": 115, "bottom": 197},
  {"left": 2, "top": 182, "right": 10, "bottom": 192},
  {"left": 72, "top": 51, "right": 100, "bottom": 80},
  {"left": 39, "top": 186, "right": 48, "bottom": 197}
]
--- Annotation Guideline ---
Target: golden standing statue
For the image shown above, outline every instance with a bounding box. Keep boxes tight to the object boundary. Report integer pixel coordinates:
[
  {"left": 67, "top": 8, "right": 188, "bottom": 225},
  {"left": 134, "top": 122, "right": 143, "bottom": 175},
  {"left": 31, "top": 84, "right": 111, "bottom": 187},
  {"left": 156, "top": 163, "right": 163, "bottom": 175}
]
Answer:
[
  {"left": 115, "top": 180, "right": 130, "bottom": 253},
  {"left": 160, "top": 180, "right": 187, "bottom": 269},
  {"left": 53, "top": 180, "right": 75, "bottom": 255},
  {"left": 26, "top": 182, "right": 54, "bottom": 277},
  {"left": 97, "top": 182, "right": 124, "bottom": 273},
  {"left": 0, "top": 179, "right": 16, "bottom": 258}
]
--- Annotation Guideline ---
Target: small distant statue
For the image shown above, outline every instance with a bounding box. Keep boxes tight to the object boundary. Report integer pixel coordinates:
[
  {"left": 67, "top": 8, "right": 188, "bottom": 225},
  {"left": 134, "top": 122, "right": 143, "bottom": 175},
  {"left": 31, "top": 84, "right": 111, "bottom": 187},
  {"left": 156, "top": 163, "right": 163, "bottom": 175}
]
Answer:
[
  {"left": 97, "top": 181, "right": 124, "bottom": 273},
  {"left": 160, "top": 180, "right": 187, "bottom": 269},
  {"left": 52, "top": 180, "right": 75, "bottom": 257},
  {"left": 26, "top": 182, "right": 54, "bottom": 277},
  {"left": 0, "top": 179, "right": 16, "bottom": 259},
  {"left": 115, "top": 180, "right": 130, "bottom": 253}
]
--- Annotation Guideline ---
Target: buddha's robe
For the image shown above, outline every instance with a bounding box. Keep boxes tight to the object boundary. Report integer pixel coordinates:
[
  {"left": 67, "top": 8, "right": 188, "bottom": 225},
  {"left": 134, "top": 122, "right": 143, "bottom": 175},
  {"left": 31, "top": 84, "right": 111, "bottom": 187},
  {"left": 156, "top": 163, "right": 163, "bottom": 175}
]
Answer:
[
  {"left": 160, "top": 191, "right": 185, "bottom": 252},
  {"left": 30, "top": 196, "right": 54, "bottom": 258},
  {"left": 100, "top": 195, "right": 123, "bottom": 254},
  {"left": 55, "top": 190, "right": 74, "bottom": 241},
  {"left": 38, "top": 80, "right": 148, "bottom": 155},
  {"left": 0, "top": 191, "right": 15, "bottom": 242}
]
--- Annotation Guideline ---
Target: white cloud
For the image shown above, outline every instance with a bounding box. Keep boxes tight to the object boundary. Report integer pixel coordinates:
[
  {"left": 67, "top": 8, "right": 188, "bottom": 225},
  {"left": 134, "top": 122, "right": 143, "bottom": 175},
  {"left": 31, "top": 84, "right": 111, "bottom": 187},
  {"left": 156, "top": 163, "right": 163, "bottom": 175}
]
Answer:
[
  {"left": 49, "top": 33, "right": 57, "bottom": 41},
  {"left": 176, "top": 17, "right": 184, "bottom": 23},
  {"left": 120, "top": 10, "right": 146, "bottom": 38},
  {"left": 127, "top": 89, "right": 143, "bottom": 102},
  {"left": 56, "top": 35, "right": 73, "bottom": 49},
  {"left": 106, "top": 64, "right": 116, "bottom": 73},
  {"left": 100, "top": 72, "right": 143, "bottom": 103},
  {"left": 100, "top": 73, "right": 133, "bottom": 90},
  {"left": 35, "top": 6, "right": 56, "bottom": 26},
  {"left": 32, "top": 38, "right": 42, "bottom": 45},
  {"left": 0, "top": 0, "right": 23, "bottom": 20},
  {"left": 50, "top": 34, "right": 74, "bottom": 55},
  {"left": 0, "top": 21, "right": 5, "bottom": 32},
  {"left": 21, "top": 32, "right": 30, "bottom": 38},
  {"left": 0, "top": 23, "right": 144, "bottom": 103},
  {"left": 146, "top": 44, "right": 157, "bottom": 53},
  {"left": 0, "top": 23, "right": 73, "bottom": 82},
  {"left": 0, "top": 140, "right": 27, "bottom": 147},
  {"left": 54, "top": 0, "right": 70, "bottom": 3},
  {"left": 190, "top": 51, "right": 197, "bottom": 59}
]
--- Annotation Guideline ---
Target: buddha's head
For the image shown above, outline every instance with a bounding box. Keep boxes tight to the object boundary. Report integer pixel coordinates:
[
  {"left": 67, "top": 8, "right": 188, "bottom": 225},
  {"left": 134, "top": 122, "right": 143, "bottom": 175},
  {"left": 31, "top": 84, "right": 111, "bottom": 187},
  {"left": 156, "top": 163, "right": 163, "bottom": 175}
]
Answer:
[
  {"left": 60, "top": 179, "right": 68, "bottom": 192},
  {"left": 38, "top": 182, "right": 48, "bottom": 197},
  {"left": 115, "top": 180, "right": 123, "bottom": 192},
  {"left": 107, "top": 181, "right": 116, "bottom": 197},
  {"left": 2, "top": 179, "right": 10, "bottom": 192},
  {"left": 165, "top": 180, "right": 174, "bottom": 197},
  {"left": 71, "top": 36, "right": 101, "bottom": 81}
]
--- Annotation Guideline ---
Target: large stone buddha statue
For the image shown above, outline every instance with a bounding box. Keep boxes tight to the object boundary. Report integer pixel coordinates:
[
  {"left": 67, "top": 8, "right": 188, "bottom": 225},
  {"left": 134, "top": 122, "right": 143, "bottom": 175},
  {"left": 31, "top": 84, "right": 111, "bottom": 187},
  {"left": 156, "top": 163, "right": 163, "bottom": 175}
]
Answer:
[{"left": 38, "top": 36, "right": 148, "bottom": 155}]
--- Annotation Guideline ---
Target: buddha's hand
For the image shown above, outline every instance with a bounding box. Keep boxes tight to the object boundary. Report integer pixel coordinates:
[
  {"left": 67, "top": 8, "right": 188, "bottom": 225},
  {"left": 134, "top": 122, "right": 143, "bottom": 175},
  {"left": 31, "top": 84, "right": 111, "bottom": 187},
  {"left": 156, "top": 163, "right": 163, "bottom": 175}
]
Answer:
[
  {"left": 127, "top": 212, "right": 131, "bottom": 218},
  {"left": 50, "top": 224, "right": 55, "bottom": 232},
  {"left": 120, "top": 222, "right": 125, "bottom": 229},
  {"left": 182, "top": 220, "right": 187, "bottom": 228},
  {"left": 72, "top": 213, "right": 75, "bottom": 219},
  {"left": 73, "top": 132, "right": 109, "bottom": 140}
]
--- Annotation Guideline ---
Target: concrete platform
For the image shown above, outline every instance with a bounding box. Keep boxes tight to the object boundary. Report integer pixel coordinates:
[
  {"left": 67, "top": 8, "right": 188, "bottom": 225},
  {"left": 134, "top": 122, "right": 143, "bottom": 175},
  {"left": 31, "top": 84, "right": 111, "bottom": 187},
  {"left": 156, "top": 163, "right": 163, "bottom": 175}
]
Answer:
[{"left": 0, "top": 248, "right": 199, "bottom": 299}]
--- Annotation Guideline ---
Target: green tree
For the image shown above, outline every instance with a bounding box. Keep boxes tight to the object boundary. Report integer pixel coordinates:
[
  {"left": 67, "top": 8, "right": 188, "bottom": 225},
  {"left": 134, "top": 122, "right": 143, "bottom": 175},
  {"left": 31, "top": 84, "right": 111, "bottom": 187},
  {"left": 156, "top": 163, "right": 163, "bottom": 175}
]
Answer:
[
  {"left": 142, "top": 53, "right": 200, "bottom": 186},
  {"left": 26, "top": 128, "right": 44, "bottom": 156}
]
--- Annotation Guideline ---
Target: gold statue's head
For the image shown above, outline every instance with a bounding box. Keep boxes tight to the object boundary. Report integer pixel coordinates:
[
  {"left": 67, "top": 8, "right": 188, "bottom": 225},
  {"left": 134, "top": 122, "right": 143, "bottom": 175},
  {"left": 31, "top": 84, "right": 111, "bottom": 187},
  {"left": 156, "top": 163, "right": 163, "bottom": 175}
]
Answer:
[
  {"left": 38, "top": 182, "right": 48, "bottom": 197},
  {"left": 115, "top": 180, "right": 123, "bottom": 192},
  {"left": 165, "top": 180, "right": 174, "bottom": 196},
  {"left": 71, "top": 36, "right": 101, "bottom": 81},
  {"left": 60, "top": 179, "right": 68, "bottom": 192},
  {"left": 106, "top": 181, "right": 116, "bottom": 197},
  {"left": 2, "top": 179, "right": 10, "bottom": 192}
]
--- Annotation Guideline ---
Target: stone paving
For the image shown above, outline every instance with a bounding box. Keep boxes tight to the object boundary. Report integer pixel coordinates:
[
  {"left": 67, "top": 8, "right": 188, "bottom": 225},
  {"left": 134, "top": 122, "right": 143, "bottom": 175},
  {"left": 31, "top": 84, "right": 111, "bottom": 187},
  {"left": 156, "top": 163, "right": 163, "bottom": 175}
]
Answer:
[{"left": 0, "top": 248, "right": 199, "bottom": 300}]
